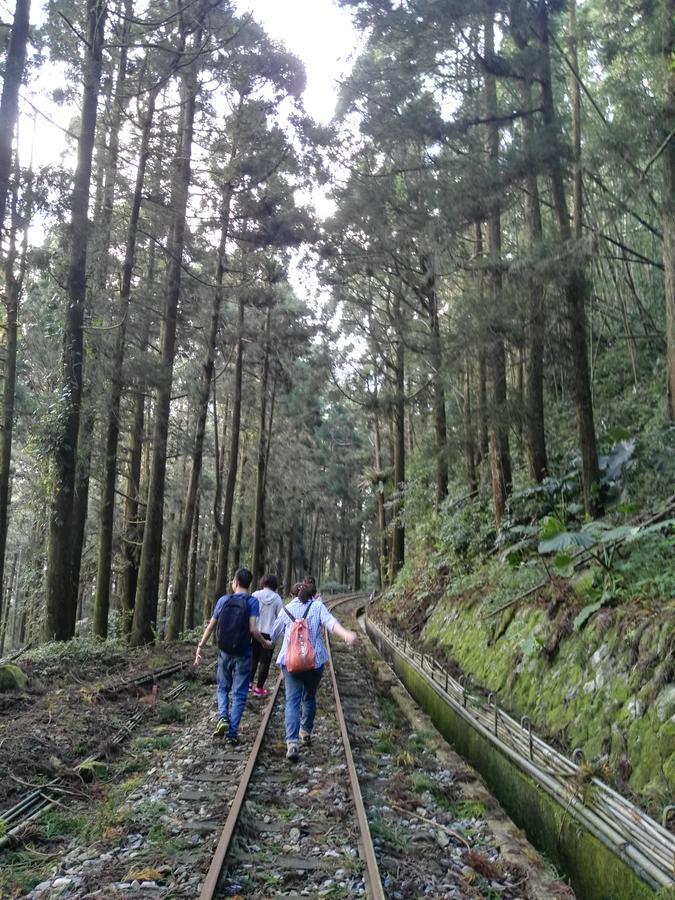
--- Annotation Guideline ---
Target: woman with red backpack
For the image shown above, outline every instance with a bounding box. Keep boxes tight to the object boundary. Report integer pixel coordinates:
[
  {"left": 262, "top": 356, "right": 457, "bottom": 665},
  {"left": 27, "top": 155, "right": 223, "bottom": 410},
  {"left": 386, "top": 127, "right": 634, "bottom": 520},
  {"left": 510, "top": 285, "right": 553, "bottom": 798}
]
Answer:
[{"left": 270, "top": 582, "right": 357, "bottom": 760}]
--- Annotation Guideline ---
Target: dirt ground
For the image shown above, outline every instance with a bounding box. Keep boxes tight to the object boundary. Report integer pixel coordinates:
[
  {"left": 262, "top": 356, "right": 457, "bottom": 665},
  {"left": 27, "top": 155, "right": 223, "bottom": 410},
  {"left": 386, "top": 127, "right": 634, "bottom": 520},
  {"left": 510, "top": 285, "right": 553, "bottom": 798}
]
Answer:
[{"left": 0, "top": 641, "right": 202, "bottom": 812}]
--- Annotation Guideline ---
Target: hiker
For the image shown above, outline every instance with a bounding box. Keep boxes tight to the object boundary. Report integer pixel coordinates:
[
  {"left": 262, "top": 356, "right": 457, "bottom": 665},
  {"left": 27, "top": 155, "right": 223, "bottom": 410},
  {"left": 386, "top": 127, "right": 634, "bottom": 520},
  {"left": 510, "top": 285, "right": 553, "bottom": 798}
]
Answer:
[
  {"left": 303, "top": 574, "right": 324, "bottom": 604},
  {"left": 270, "top": 582, "right": 357, "bottom": 761},
  {"left": 250, "top": 573, "right": 284, "bottom": 697},
  {"left": 194, "top": 567, "right": 272, "bottom": 744}
]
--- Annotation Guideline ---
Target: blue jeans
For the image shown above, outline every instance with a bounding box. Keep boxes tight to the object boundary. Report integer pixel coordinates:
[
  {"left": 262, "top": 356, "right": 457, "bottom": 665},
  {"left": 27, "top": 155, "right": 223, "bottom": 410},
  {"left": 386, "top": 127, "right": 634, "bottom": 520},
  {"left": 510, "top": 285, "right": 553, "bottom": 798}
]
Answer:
[
  {"left": 216, "top": 649, "right": 251, "bottom": 738},
  {"left": 282, "top": 665, "right": 324, "bottom": 742}
]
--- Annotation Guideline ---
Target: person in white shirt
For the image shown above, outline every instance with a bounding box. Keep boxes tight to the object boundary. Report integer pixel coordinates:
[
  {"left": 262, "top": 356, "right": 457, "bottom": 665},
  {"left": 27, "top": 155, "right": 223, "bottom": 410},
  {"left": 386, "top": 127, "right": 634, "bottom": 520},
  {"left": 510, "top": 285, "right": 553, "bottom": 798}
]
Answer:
[{"left": 250, "top": 574, "right": 284, "bottom": 697}]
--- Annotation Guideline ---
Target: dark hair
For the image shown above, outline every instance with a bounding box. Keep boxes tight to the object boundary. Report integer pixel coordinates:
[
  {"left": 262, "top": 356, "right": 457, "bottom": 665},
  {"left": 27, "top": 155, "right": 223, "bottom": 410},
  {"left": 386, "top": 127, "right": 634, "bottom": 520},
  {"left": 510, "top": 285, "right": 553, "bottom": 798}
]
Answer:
[
  {"left": 233, "top": 567, "right": 253, "bottom": 590},
  {"left": 291, "top": 582, "right": 302, "bottom": 597},
  {"left": 260, "top": 574, "right": 278, "bottom": 591},
  {"left": 298, "top": 584, "right": 314, "bottom": 602},
  {"left": 305, "top": 575, "right": 317, "bottom": 587}
]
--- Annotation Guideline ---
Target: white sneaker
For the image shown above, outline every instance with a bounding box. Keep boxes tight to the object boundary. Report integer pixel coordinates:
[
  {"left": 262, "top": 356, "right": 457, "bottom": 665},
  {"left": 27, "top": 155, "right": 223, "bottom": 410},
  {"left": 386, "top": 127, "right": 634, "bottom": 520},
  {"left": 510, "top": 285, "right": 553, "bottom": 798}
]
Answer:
[
  {"left": 286, "top": 741, "right": 299, "bottom": 761},
  {"left": 299, "top": 730, "right": 311, "bottom": 747}
]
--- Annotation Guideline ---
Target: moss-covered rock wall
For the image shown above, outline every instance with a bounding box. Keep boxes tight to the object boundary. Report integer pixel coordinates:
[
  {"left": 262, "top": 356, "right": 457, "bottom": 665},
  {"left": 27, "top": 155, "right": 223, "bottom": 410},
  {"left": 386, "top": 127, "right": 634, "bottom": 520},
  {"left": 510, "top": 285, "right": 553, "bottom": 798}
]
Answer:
[
  {"left": 380, "top": 586, "right": 674, "bottom": 816},
  {"left": 367, "top": 618, "right": 658, "bottom": 900}
]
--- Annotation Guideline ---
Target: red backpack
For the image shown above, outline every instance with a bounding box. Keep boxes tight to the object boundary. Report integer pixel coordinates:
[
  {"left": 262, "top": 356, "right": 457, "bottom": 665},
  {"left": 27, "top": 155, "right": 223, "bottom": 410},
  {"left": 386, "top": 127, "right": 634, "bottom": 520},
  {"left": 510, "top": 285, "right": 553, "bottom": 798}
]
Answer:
[{"left": 284, "top": 601, "right": 316, "bottom": 673}]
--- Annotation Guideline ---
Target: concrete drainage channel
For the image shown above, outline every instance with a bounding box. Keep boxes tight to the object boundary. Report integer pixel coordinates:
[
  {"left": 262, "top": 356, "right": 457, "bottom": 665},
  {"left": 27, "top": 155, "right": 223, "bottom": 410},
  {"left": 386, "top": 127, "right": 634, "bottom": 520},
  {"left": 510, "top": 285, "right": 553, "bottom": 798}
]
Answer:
[{"left": 364, "top": 613, "right": 674, "bottom": 900}]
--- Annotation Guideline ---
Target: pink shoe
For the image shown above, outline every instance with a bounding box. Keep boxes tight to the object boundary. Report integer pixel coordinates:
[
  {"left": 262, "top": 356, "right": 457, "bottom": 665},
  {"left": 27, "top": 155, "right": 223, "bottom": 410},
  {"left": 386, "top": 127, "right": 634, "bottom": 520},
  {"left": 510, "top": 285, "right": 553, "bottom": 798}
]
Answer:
[{"left": 252, "top": 686, "right": 269, "bottom": 697}]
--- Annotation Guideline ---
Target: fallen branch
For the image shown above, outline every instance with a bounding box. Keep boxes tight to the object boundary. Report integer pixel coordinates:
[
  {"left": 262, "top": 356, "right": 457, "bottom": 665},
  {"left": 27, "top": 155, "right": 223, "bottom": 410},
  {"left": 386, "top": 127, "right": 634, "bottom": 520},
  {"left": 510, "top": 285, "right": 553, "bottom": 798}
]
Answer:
[
  {"left": 388, "top": 801, "right": 471, "bottom": 849},
  {"left": 0, "top": 642, "right": 33, "bottom": 666}
]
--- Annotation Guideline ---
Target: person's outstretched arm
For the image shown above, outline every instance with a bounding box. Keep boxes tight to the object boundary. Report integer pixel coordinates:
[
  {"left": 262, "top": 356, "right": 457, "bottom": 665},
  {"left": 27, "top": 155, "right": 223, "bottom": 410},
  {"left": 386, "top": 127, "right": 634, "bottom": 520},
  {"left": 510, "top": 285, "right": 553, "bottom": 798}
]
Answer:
[
  {"left": 332, "top": 621, "right": 357, "bottom": 645},
  {"left": 194, "top": 618, "right": 217, "bottom": 666}
]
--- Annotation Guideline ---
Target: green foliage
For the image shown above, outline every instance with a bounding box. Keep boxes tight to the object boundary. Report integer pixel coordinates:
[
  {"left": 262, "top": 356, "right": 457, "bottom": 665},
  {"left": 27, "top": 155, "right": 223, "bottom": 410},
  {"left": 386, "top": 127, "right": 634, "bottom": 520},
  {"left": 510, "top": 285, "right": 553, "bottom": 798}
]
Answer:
[
  {"left": 40, "top": 810, "right": 87, "bottom": 839},
  {"left": 0, "top": 849, "right": 51, "bottom": 896},
  {"left": 367, "top": 812, "right": 406, "bottom": 846},
  {"left": 155, "top": 702, "right": 183, "bottom": 724}
]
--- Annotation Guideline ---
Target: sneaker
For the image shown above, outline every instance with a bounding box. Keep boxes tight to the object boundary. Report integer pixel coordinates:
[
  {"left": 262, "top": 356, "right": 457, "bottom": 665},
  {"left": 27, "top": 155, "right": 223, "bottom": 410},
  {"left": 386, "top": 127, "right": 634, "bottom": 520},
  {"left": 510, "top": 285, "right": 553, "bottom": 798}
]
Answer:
[
  {"left": 286, "top": 741, "right": 299, "bottom": 761},
  {"left": 252, "top": 686, "right": 265, "bottom": 697},
  {"left": 214, "top": 716, "right": 229, "bottom": 737},
  {"left": 258, "top": 687, "right": 270, "bottom": 697},
  {"left": 299, "top": 730, "right": 311, "bottom": 747},
  {"left": 248, "top": 682, "right": 253, "bottom": 691},
  {"left": 225, "top": 734, "right": 239, "bottom": 745}
]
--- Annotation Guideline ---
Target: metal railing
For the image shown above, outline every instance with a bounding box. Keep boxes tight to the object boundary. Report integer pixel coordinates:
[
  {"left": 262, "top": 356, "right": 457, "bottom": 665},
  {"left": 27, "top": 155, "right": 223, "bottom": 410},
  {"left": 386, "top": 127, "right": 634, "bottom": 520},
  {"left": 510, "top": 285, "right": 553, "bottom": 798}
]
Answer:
[{"left": 368, "top": 614, "right": 675, "bottom": 890}]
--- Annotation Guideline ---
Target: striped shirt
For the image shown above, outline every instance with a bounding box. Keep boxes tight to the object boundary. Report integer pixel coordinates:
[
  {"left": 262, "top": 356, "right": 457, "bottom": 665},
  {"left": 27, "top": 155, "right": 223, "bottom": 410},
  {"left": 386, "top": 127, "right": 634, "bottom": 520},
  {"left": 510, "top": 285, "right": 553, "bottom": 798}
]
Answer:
[{"left": 270, "top": 599, "right": 337, "bottom": 669}]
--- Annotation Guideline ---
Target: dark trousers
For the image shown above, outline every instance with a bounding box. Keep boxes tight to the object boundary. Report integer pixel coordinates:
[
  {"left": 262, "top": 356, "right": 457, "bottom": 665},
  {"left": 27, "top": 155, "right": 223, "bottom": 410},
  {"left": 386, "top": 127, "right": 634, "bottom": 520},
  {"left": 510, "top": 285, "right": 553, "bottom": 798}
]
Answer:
[{"left": 251, "top": 632, "right": 273, "bottom": 688}]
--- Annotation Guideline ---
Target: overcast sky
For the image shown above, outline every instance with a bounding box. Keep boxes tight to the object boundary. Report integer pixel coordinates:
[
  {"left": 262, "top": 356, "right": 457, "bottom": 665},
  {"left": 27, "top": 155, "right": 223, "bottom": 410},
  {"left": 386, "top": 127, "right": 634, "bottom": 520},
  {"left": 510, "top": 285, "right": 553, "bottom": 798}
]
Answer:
[{"left": 235, "top": 0, "right": 358, "bottom": 122}]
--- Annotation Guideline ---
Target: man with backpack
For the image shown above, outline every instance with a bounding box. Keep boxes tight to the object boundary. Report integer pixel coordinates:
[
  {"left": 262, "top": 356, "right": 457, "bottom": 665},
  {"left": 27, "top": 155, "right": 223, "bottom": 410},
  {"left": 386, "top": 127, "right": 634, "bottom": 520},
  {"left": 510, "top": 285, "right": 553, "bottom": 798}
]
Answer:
[{"left": 194, "top": 567, "right": 272, "bottom": 744}]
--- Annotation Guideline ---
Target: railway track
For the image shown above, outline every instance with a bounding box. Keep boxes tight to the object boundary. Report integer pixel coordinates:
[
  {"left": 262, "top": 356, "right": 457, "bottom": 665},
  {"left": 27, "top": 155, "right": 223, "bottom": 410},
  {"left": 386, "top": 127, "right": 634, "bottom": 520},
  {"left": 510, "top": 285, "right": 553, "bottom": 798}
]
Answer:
[
  {"left": 3, "top": 595, "right": 582, "bottom": 897},
  {"left": 198, "top": 594, "right": 565, "bottom": 899},
  {"left": 200, "top": 593, "right": 383, "bottom": 898}
]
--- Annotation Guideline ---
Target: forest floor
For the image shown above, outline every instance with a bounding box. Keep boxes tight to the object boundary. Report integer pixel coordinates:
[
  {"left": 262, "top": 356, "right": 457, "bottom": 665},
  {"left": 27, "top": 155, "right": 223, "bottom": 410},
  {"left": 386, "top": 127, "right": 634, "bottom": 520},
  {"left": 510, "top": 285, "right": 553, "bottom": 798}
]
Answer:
[{"left": 0, "top": 641, "right": 198, "bottom": 812}]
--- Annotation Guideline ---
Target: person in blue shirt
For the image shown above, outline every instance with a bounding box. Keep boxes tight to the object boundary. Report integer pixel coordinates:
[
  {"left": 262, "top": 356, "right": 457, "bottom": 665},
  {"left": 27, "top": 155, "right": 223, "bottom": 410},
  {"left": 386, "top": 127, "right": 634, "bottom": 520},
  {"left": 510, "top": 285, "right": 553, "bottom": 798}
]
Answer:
[
  {"left": 194, "top": 567, "right": 272, "bottom": 744},
  {"left": 271, "top": 582, "right": 357, "bottom": 760}
]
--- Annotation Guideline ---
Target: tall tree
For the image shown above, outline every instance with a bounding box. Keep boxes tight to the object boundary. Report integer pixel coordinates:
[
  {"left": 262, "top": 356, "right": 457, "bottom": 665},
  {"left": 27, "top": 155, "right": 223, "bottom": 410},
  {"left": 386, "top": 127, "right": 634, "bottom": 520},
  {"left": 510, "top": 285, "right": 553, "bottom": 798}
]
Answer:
[
  {"left": 0, "top": 0, "right": 30, "bottom": 240},
  {"left": 45, "top": 0, "right": 107, "bottom": 641},
  {"left": 664, "top": 0, "right": 675, "bottom": 421},
  {"left": 533, "top": 0, "right": 600, "bottom": 514},
  {"left": 93, "top": 84, "right": 159, "bottom": 637},
  {"left": 484, "top": 2, "right": 512, "bottom": 530},
  {"left": 131, "top": 14, "right": 204, "bottom": 645}
]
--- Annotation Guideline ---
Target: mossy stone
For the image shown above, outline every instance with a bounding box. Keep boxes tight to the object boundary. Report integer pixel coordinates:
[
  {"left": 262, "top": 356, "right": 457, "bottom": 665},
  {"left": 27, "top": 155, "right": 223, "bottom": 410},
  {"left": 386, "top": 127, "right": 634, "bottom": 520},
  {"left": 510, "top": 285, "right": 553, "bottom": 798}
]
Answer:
[{"left": 0, "top": 663, "right": 28, "bottom": 691}]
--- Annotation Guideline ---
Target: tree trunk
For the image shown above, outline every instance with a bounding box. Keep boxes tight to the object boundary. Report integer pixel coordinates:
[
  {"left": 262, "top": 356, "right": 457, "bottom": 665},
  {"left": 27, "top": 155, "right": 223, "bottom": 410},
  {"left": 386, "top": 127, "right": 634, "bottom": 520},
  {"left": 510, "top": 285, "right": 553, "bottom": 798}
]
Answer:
[
  {"left": 251, "top": 305, "right": 272, "bottom": 586},
  {"left": 373, "top": 392, "right": 388, "bottom": 586},
  {"left": 0, "top": 551, "right": 18, "bottom": 655},
  {"left": 420, "top": 255, "right": 448, "bottom": 508},
  {"left": 45, "top": 0, "right": 107, "bottom": 641},
  {"left": 93, "top": 87, "right": 158, "bottom": 638},
  {"left": 215, "top": 295, "right": 245, "bottom": 596},
  {"left": 521, "top": 76, "right": 548, "bottom": 482},
  {"left": 353, "top": 499, "right": 362, "bottom": 591},
  {"left": 485, "top": 4, "right": 512, "bottom": 531},
  {"left": 463, "top": 356, "right": 478, "bottom": 494},
  {"left": 184, "top": 490, "right": 199, "bottom": 631},
  {"left": 168, "top": 178, "right": 233, "bottom": 639},
  {"left": 536, "top": 0, "right": 600, "bottom": 514},
  {"left": 664, "top": 0, "right": 675, "bottom": 420},
  {"left": 284, "top": 528, "right": 293, "bottom": 595},
  {"left": 158, "top": 510, "right": 175, "bottom": 626},
  {"left": 204, "top": 391, "right": 228, "bottom": 613},
  {"left": 391, "top": 295, "right": 405, "bottom": 575},
  {"left": 307, "top": 509, "right": 320, "bottom": 575},
  {"left": 569, "top": 0, "right": 582, "bottom": 242},
  {"left": 0, "top": 0, "right": 30, "bottom": 238},
  {"left": 475, "top": 224, "right": 489, "bottom": 469},
  {"left": 131, "top": 35, "right": 200, "bottom": 646},
  {"left": 0, "top": 163, "right": 30, "bottom": 644}
]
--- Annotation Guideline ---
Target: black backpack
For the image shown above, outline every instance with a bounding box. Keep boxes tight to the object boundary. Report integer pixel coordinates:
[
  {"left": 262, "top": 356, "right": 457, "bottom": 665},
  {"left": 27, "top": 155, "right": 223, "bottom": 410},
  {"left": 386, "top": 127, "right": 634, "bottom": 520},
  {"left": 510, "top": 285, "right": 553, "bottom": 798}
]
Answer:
[{"left": 217, "top": 594, "right": 251, "bottom": 655}]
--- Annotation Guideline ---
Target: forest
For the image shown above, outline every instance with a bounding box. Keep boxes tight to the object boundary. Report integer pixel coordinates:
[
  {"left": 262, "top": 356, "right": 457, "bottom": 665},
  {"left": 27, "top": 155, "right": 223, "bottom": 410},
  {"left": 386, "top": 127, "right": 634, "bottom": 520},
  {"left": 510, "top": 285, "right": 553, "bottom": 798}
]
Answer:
[{"left": 0, "top": 0, "right": 673, "bottom": 655}]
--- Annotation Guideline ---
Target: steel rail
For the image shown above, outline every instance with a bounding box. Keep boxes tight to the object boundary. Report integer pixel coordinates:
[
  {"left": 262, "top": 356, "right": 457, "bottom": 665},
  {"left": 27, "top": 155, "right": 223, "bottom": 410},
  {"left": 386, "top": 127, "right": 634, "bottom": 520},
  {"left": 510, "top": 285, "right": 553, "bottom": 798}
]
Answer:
[
  {"left": 326, "top": 633, "right": 385, "bottom": 900},
  {"left": 369, "top": 616, "right": 675, "bottom": 889},
  {"left": 199, "top": 672, "right": 283, "bottom": 900},
  {"left": 99, "top": 661, "right": 187, "bottom": 697},
  {"left": 199, "top": 592, "right": 380, "bottom": 899}
]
